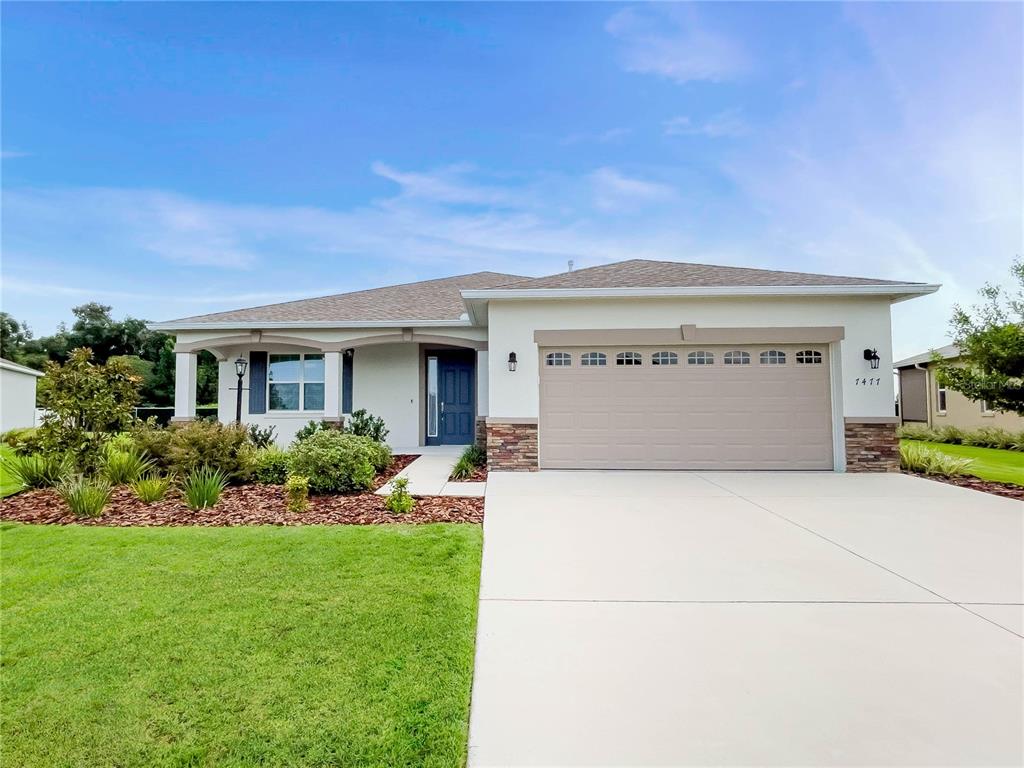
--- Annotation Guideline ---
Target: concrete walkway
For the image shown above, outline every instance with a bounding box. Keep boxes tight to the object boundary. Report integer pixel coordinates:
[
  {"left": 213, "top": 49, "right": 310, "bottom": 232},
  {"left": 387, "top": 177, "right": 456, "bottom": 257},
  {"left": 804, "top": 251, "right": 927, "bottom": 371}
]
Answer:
[
  {"left": 376, "top": 445, "right": 486, "bottom": 497},
  {"left": 469, "top": 471, "right": 1023, "bottom": 767}
]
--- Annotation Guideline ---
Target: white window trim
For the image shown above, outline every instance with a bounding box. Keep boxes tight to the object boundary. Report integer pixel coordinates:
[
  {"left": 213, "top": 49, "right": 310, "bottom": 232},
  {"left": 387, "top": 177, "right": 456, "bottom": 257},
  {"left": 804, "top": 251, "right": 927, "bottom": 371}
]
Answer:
[
  {"left": 686, "top": 350, "right": 714, "bottom": 365},
  {"left": 936, "top": 384, "right": 948, "bottom": 415},
  {"left": 581, "top": 352, "right": 607, "bottom": 366},
  {"left": 651, "top": 351, "right": 678, "bottom": 365},
  {"left": 980, "top": 399, "right": 994, "bottom": 416},
  {"left": 615, "top": 351, "right": 643, "bottom": 366},
  {"left": 267, "top": 353, "right": 326, "bottom": 413},
  {"left": 546, "top": 352, "right": 572, "bottom": 366},
  {"left": 723, "top": 351, "right": 750, "bottom": 365}
]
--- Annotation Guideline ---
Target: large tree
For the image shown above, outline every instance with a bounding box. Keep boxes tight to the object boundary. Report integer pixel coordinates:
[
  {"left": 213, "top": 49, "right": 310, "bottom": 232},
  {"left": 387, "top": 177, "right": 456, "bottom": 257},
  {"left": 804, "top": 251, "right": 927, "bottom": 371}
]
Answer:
[{"left": 935, "top": 258, "right": 1024, "bottom": 415}]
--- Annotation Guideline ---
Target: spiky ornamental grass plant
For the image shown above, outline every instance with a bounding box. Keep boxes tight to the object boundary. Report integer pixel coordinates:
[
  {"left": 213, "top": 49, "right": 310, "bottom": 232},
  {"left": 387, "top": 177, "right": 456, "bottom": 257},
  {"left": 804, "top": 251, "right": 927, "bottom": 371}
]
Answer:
[
  {"left": 181, "top": 466, "right": 228, "bottom": 510},
  {"left": 57, "top": 476, "right": 113, "bottom": 518},
  {"left": 899, "top": 442, "right": 974, "bottom": 477},
  {"left": 1, "top": 453, "right": 70, "bottom": 490},
  {"left": 130, "top": 473, "right": 173, "bottom": 503},
  {"left": 101, "top": 446, "right": 155, "bottom": 485},
  {"left": 450, "top": 444, "right": 486, "bottom": 480}
]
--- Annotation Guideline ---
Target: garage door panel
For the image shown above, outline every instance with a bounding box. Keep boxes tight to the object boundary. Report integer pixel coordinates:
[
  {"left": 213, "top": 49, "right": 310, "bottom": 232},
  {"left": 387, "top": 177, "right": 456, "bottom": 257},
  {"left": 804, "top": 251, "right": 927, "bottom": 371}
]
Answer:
[{"left": 539, "top": 344, "right": 833, "bottom": 470}]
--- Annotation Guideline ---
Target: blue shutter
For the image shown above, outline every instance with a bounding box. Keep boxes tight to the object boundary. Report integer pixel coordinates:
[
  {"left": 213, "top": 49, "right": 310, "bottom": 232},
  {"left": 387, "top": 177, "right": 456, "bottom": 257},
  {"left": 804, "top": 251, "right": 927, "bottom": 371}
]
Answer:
[
  {"left": 342, "top": 350, "right": 353, "bottom": 413},
  {"left": 249, "top": 351, "right": 267, "bottom": 414}
]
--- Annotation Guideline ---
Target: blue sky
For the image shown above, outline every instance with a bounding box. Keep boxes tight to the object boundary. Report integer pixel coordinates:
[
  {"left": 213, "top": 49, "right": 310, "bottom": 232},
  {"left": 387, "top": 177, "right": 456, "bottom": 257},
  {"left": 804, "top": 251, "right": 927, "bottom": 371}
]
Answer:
[{"left": 2, "top": 2, "right": 1020, "bottom": 358}]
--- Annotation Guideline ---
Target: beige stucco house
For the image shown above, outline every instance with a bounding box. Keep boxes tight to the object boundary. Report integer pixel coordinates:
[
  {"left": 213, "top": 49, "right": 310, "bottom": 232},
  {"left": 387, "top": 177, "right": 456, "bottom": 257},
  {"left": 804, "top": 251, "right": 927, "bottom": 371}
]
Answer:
[
  {"left": 0, "top": 358, "right": 43, "bottom": 432},
  {"left": 895, "top": 345, "right": 1023, "bottom": 431},
  {"left": 152, "top": 259, "right": 938, "bottom": 472}
]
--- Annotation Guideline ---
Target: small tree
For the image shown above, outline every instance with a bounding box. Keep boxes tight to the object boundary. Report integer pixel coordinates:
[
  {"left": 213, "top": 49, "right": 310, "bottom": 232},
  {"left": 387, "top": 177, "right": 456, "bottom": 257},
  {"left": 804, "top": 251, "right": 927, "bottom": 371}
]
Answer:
[
  {"left": 37, "top": 348, "right": 142, "bottom": 471},
  {"left": 935, "top": 258, "right": 1024, "bottom": 415}
]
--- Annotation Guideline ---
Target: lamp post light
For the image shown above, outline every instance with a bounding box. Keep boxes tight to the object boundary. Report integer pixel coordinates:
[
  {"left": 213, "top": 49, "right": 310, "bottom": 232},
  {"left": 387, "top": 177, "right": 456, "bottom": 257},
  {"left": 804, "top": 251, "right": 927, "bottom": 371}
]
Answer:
[
  {"left": 233, "top": 357, "right": 248, "bottom": 424},
  {"left": 507, "top": 352, "right": 517, "bottom": 372},
  {"left": 862, "top": 348, "right": 881, "bottom": 370}
]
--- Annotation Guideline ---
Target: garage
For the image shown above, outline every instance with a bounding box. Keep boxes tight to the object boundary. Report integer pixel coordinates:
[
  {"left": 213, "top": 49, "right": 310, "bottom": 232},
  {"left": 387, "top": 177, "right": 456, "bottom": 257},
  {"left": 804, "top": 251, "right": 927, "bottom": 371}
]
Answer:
[{"left": 539, "top": 344, "right": 834, "bottom": 470}]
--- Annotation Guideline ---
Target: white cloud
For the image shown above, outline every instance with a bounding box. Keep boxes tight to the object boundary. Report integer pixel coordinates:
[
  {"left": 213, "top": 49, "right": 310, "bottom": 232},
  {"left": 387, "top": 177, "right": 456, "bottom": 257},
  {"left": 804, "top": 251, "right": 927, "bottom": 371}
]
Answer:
[
  {"left": 664, "top": 108, "right": 748, "bottom": 138},
  {"left": 561, "top": 127, "right": 632, "bottom": 146},
  {"left": 605, "top": 5, "right": 748, "bottom": 84},
  {"left": 1, "top": 149, "right": 30, "bottom": 159},
  {"left": 588, "top": 167, "right": 676, "bottom": 211}
]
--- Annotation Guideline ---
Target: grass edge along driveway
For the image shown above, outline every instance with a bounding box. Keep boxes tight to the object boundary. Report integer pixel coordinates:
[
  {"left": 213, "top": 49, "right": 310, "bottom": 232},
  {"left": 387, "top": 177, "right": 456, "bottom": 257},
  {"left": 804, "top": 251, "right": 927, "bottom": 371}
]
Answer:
[
  {"left": 903, "top": 439, "right": 1024, "bottom": 486},
  {"left": 1, "top": 522, "right": 482, "bottom": 767}
]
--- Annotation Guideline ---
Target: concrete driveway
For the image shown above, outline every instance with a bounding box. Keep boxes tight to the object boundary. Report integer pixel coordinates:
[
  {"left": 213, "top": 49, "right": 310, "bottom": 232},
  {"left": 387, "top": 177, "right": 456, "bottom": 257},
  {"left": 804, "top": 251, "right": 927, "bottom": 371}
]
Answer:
[{"left": 468, "top": 471, "right": 1023, "bottom": 767}]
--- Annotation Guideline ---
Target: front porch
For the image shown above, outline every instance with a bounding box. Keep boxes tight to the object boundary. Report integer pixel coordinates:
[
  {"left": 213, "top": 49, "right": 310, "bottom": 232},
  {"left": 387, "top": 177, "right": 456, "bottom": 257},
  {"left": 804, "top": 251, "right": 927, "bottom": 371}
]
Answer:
[{"left": 171, "top": 330, "right": 488, "bottom": 447}]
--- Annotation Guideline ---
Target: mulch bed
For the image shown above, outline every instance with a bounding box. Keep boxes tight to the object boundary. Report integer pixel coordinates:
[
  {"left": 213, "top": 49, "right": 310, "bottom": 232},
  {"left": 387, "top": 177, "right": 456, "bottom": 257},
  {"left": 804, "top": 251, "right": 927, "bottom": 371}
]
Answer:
[
  {"left": 903, "top": 471, "right": 1024, "bottom": 501},
  {"left": 0, "top": 454, "right": 484, "bottom": 527}
]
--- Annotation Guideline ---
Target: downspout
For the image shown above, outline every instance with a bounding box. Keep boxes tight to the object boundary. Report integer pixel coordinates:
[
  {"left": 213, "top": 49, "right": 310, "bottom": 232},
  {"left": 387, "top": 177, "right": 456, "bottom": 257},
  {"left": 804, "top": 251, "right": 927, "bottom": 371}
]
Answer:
[{"left": 914, "top": 363, "right": 931, "bottom": 428}]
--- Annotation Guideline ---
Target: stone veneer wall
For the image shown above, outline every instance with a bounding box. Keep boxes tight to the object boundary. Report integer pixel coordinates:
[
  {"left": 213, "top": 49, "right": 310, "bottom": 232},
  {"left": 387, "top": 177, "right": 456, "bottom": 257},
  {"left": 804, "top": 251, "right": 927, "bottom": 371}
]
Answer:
[
  {"left": 486, "top": 420, "right": 538, "bottom": 471},
  {"left": 845, "top": 419, "right": 899, "bottom": 472},
  {"left": 475, "top": 417, "right": 487, "bottom": 449}
]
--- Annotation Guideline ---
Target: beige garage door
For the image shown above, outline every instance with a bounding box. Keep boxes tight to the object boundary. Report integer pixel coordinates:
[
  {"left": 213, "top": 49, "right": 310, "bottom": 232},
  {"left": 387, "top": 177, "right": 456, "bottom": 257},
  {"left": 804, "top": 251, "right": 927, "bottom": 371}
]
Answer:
[{"left": 539, "top": 344, "right": 834, "bottom": 470}]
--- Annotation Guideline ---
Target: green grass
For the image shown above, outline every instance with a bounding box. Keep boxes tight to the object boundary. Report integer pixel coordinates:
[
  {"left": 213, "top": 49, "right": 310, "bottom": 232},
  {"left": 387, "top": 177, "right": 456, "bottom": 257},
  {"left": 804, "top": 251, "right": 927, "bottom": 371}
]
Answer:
[
  {"left": 0, "top": 444, "right": 25, "bottom": 498},
  {"left": 902, "top": 439, "right": 1024, "bottom": 486},
  {"left": 1, "top": 522, "right": 482, "bottom": 767}
]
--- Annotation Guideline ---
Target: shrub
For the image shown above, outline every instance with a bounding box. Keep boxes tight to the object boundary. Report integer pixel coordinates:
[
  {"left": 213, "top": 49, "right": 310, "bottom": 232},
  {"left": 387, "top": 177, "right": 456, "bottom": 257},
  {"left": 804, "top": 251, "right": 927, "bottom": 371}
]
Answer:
[
  {"left": 250, "top": 447, "right": 290, "bottom": 484},
  {"left": 384, "top": 475, "right": 414, "bottom": 514},
  {"left": 131, "top": 473, "right": 172, "bottom": 503},
  {"left": 935, "top": 425, "right": 966, "bottom": 445},
  {"left": 57, "top": 475, "right": 112, "bottom": 518},
  {"left": 895, "top": 424, "right": 937, "bottom": 442},
  {"left": 294, "top": 420, "right": 336, "bottom": 443},
  {"left": 900, "top": 442, "right": 974, "bottom": 477},
  {"left": 285, "top": 475, "right": 310, "bottom": 513},
  {"left": 1, "top": 453, "right": 70, "bottom": 490},
  {"left": 897, "top": 424, "right": 1024, "bottom": 452},
  {"left": 246, "top": 424, "right": 277, "bottom": 449},
  {"left": 181, "top": 466, "right": 228, "bottom": 510},
  {"left": 100, "top": 446, "right": 155, "bottom": 485},
  {"left": 345, "top": 409, "right": 389, "bottom": 443},
  {"left": 167, "top": 421, "right": 250, "bottom": 481},
  {"left": 961, "top": 427, "right": 1019, "bottom": 451},
  {"left": 129, "top": 420, "right": 173, "bottom": 469},
  {"left": 288, "top": 431, "right": 391, "bottom": 494},
  {"left": 450, "top": 444, "right": 486, "bottom": 480}
]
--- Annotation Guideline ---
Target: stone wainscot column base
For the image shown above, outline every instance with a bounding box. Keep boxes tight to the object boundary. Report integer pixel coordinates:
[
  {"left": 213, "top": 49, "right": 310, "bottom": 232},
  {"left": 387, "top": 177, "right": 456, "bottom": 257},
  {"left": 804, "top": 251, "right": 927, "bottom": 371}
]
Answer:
[
  {"left": 844, "top": 417, "right": 900, "bottom": 472},
  {"left": 486, "top": 418, "right": 539, "bottom": 471}
]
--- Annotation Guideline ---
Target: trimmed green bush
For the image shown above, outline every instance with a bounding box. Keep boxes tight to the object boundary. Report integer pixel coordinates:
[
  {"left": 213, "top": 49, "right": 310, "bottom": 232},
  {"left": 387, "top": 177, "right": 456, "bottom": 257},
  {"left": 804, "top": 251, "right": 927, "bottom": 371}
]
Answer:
[
  {"left": 57, "top": 475, "right": 113, "bottom": 518},
  {"left": 285, "top": 475, "right": 310, "bottom": 513},
  {"left": 130, "top": 473, "right": 172, "bottom": 503},
  {"left": 450, "top": 444, "right": 486, "bottom": 480},
  {"left": 1, "top": 453, "right": 70, "bottom": 490},
  {"left": 900, "top": 442, "right": 974, "bottom": 477},
  {"left": 0, "top": 427, "right": 44, "bottom": 456},
  {"left": 288, "top": 431, "right": 392, "bottom": 494},
  {"left": 130, "top": 420, "right": 173, "bottom": 468},
  {"left": 100, "top": 446, "right": 155, "bottom": 485},
  {"left": 167, "top": 421, "right": 250, "bottom": 481},
  {"left": 385, "top": 476, "right": 414, "bottom": 514},
  {"left": 346, "top": 409, "right": 389, "bottom": 443},
  {"left": 181, "top": 466, "right": 228, "bottom": 510},
  {"left": 293, "top": 420, "right": 336, "bottom": 443},
  {"left": 250, "top": 447, "right": 290, "bottom": 484},
  {"left": 246, "top": 424, "right": 277, "bottom": 449}
]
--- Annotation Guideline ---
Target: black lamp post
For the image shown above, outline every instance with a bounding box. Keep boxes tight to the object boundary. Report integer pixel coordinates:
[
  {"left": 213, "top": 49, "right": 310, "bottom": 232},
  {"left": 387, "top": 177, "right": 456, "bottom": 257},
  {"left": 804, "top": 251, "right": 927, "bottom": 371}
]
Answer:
[{"left": 233, "top": 357, "right": 248, "bottom": 424}]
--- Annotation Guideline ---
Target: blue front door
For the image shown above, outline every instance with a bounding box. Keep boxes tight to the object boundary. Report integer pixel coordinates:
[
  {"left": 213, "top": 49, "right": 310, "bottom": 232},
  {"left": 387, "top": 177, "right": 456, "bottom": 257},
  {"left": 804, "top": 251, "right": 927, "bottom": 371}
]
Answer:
[{"left": 436, "top": 356, "right": 474, "bottom": 445}]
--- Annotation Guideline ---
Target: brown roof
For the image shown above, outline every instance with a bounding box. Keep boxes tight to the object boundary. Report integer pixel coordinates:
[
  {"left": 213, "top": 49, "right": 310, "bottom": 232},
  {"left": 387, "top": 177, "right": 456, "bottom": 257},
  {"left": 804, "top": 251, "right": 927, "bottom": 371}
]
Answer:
[
  {"left": 490, "top": 259, "right": 924, "bottom": 290},
  {"left": 163, "top": 271, "right": 524, "bottom": 325}
]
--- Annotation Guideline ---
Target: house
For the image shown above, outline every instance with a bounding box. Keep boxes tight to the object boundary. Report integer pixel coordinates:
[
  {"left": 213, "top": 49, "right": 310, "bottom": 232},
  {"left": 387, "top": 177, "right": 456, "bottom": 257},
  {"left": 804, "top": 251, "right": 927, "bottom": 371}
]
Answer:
[
  {"left": 895, "top": 344, "right": 1023, "bottom": 430},
  {"left": 0, "top": 358, "right": 43, "bottom": 432},
  {"left": 152, "top": 259, "right": 939, "bottom": 472}
]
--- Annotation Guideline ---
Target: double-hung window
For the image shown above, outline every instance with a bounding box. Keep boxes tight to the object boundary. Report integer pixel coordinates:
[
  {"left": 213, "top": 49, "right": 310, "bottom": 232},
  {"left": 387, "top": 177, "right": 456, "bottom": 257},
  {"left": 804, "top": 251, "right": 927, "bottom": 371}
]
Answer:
[{"left": 268, "top": 353, "right": 325, "bottom": 411}]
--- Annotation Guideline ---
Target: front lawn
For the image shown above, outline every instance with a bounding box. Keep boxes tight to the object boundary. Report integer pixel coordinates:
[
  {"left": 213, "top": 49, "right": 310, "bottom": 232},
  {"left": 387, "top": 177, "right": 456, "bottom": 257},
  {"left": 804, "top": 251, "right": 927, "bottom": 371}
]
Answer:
[
  {"left": 1, "top": 522, "right": 482, "bottom": 767},
  {"left": 0, "top": 444, "right": 24, "bottom": 498},
  {"left": 902, "top": 439, "right": 1024, "bottom": 486}
]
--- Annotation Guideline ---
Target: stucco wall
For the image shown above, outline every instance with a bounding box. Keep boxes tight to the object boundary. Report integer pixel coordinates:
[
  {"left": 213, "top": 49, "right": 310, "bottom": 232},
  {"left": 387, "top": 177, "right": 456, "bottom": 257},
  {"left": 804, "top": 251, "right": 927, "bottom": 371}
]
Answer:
[
  {"left": 0, "top": 368, "right": 39, "bottom": 432},
  {"left": 486, "top": 295, "right": 896, "bottom": 420},
  {"left": 930, "top": 369, "right": 1024, "bottom": 430},
  {"left": 215, "top": 343, "right": 425, "bottom": 447}
]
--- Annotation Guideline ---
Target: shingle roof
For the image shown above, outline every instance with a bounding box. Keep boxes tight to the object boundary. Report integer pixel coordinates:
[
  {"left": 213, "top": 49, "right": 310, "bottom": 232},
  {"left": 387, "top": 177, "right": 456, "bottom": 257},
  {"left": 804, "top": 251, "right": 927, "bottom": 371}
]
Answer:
[
  {"left": 162, "top": 271, "right": 524, "bottom": 325},
  {"left": 893, "top": 344, "right": 960, "bottom": 368},
  {"left": 490, "top": 259, "right": 925, "bottom": 290}
]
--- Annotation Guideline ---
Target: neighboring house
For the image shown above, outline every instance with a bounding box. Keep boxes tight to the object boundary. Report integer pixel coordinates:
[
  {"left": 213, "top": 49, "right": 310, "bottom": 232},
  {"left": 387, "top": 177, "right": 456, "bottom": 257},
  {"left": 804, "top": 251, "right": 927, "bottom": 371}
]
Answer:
[
  {"left": 0, "top": 358, "right": 43, "bottom": 432},
  {"left": 152, "top": 259, "right": 938, "bottom": 472},
  {"left": 895, "top": 344, "right": 1023, "bottom": 431}
]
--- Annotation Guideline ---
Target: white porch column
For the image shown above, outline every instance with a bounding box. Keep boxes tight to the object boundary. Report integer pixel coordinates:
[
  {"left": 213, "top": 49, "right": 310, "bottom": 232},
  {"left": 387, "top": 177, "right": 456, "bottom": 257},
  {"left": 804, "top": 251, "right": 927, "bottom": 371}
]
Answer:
[
  {"left": 323, "top": 350, "right": 342, "bottom": 424},
  {"left": 172, "top": 352, "right": 197, "bottom": 422}
]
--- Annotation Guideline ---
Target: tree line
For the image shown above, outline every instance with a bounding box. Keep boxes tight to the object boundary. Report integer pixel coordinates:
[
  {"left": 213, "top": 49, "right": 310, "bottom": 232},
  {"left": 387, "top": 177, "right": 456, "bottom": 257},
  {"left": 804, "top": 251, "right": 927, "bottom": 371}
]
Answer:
[{"left": 0, "top": 303, "right": 218, "bottom": 407}]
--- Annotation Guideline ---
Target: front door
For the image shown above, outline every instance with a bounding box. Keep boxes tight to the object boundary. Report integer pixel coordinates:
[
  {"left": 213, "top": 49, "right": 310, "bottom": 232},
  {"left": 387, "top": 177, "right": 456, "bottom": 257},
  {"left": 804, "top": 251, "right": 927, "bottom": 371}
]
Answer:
[{"left": 430, "top": 354, "right": 475, "bottom": 445}]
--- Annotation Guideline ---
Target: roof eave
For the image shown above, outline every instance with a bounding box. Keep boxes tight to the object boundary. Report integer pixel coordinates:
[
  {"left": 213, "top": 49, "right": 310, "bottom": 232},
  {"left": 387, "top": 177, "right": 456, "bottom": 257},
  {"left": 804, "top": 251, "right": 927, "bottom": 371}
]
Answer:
[
  {"left": 460, "top": 284, "right": 941, "bottom": 301},
  {"left": 148, "top": 318, "right": 474, "bottom": 332}
]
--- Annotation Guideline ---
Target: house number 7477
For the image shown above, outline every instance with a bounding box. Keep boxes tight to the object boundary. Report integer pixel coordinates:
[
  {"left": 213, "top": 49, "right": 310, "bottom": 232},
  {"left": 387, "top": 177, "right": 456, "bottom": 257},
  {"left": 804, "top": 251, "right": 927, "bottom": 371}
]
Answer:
[{"left": 855, "top": 377, "right": 882, "bottom": 386}]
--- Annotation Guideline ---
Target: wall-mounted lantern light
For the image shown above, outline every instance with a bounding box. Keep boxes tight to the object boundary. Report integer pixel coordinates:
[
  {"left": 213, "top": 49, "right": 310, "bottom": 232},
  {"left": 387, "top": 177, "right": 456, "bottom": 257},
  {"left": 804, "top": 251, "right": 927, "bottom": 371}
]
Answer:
[
  {"left": 863, "top": 348, "right": 880, "bottom": 370},
  {"left": 507, "top": 352, "right": 518, "bottom": 372},
  {"left": 233, "top": 357, "right": 248, "bottom": 423}
]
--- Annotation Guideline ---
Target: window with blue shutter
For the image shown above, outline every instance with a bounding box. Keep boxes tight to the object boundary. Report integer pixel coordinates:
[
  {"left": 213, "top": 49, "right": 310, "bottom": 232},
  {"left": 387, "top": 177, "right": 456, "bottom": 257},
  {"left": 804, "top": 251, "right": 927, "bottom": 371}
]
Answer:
[
  {"left": 342, "top": 350, "right": 353, "bottom": 413},
  {"left": 248, "top": 351, "right": 267, "bottom": 414}
]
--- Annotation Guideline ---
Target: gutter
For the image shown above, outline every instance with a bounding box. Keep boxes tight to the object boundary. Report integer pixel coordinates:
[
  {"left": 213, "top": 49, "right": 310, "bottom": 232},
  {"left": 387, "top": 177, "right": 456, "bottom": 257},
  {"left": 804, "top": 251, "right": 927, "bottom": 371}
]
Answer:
[
  {"left": 147, "top": 318, "right": 474, "bottom": 332},
  {"left": 461, "top": 284, "right": 941, "bottom": 301}
]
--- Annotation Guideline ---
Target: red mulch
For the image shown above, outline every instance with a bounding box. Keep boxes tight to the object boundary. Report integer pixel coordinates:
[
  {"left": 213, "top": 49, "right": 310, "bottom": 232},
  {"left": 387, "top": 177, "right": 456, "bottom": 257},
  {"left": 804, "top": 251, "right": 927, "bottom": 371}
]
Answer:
[
  {"left": 0, "top": 454, "right": 484, "bottom": 527},
  {"left": 373, "top": 454, "right": 418, "bottom": 489},
  {"left": 903, "top": 471, "right": 1024, "bottom": 501}
]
